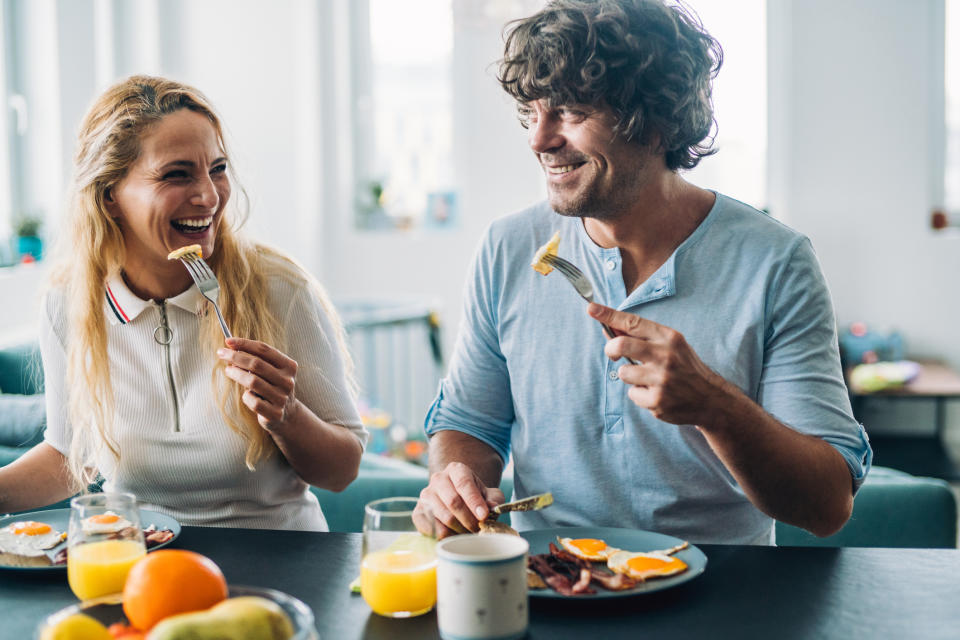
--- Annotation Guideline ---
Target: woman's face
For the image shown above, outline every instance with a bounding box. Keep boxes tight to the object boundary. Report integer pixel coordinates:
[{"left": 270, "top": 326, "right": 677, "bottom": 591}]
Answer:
[{"left": 107, "top": 108, "right": 231, "bottom": 298}]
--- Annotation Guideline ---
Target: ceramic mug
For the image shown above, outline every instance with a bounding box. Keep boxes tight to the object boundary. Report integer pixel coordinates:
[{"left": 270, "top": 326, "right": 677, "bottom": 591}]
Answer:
[{"left": 435, "top": 533, "right": 529, "bottom": 640}]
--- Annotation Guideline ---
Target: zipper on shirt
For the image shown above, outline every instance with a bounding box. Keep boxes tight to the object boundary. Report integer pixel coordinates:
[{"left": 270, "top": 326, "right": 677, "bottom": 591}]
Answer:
[{"left": 154, "top": 301, "right": 181, "bottom": 432}]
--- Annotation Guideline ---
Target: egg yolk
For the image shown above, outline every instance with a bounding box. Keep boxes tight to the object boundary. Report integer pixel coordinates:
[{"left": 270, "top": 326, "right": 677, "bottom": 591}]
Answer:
[
  {"left": 626, "top": 555, "right": 687, "bottom": 573},
  {"left": 88, "top": 514, "right": 121, "bottom": 524},
  {"left": 570, "top": 538, "right": 608, "bottom": 555},
  {"left": 11, "top": 521, "right": 53, "bottom": 536}
]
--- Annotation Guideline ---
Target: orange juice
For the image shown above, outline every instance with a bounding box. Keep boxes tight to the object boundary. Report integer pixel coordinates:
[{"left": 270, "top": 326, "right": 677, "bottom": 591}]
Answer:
[
  {"left": 67, "top": 539, "right": 146, "bottom": 600},
  {"left": 361, "top": 549, "right": 437, "bottom": 617}
]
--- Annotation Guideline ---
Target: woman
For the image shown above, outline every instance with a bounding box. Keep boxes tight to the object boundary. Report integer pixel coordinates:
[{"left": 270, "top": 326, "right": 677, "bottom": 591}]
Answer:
[{"left": 0, "top": 76, "right": 366, "bottom": 530}]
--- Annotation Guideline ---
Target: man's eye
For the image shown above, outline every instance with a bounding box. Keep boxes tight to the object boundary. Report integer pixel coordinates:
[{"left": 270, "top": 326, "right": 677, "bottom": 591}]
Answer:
[{"left": 558, "top": 107, "right": 585, "bottom": 119}]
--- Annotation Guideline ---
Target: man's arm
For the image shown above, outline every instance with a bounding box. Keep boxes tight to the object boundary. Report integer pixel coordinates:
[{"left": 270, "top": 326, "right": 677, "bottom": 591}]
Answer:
[
  {"left": 589, "top": 303, "right": 854, "bottom": 537},
  {"left": 413, "top": 430, "right": 506, "bottom": 538}
]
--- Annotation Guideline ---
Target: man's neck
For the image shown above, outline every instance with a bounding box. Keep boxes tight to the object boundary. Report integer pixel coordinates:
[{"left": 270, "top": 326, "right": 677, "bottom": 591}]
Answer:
[{"left": 582, "top": 174, "right": 715, "bottom": 293}]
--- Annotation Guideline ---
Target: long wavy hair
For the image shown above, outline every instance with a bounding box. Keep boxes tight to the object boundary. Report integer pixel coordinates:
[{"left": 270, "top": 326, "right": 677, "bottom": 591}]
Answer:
[
  {"left": 50, "top": 75, "right": 353, "bottom": 489},
  {"left": 498, "top": 0, "right": 723, "bottom": 171}
]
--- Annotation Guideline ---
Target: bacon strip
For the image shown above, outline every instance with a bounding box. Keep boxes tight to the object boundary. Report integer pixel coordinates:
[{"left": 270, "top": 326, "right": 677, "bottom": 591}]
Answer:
[
  {"left": 528, "top": 554, "right": 576, "bottom": 596},
  {"left": 548, "top": 542, "right": 638, "bottom": 591}
]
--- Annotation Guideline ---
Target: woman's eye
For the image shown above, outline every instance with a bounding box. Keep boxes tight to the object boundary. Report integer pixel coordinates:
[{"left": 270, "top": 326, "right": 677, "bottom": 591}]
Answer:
[
  {"left": 211, "top": 164, "right": 227, "bottom": 175},
  {"left": 163, "top": 170, "right": 189, "bottom": 180}
]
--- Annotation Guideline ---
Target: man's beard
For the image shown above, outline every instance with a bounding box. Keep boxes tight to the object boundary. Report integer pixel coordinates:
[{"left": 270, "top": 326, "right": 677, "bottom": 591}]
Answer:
[{"left": 547, "top": 173, "right": 626, "bottom": 222}]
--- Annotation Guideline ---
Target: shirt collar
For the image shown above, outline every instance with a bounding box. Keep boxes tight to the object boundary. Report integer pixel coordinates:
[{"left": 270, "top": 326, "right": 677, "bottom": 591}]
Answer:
[{"left": 104, "top": 275, "right": 207, "bottom": 326}]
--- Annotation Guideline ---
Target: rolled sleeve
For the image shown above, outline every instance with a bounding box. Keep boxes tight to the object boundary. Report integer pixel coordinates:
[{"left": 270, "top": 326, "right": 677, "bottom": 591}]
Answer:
[
  {"left": 424, "top": 230, "right": 514, "bottom": 463},
  {"left": 758, "top": 239, "right": 873, "bottom": 490}
]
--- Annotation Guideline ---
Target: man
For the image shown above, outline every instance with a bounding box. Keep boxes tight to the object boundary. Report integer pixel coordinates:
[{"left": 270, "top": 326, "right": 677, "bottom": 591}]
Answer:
[{"left": 415, "top": 0, "right": 871, "bottom": 545}]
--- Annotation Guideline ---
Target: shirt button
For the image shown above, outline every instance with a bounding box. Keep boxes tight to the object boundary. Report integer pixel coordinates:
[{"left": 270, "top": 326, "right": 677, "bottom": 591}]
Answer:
[
  {"left": 606, "top": 260, "right": 616, "bottom": 271},
  {"left": 609, "top": 370, "right": 619, "bottom": 380}
]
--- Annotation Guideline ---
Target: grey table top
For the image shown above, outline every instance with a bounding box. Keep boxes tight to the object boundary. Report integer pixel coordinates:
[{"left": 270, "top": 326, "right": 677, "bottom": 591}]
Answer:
[{"left": 4, "top": 526, "right": 960, "bottom": 639}]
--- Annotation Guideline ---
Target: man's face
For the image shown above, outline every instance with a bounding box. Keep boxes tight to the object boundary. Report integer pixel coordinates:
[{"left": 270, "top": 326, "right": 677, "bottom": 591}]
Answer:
[{"left": 524, "top": 100, "right": 651, "bottom": 220}]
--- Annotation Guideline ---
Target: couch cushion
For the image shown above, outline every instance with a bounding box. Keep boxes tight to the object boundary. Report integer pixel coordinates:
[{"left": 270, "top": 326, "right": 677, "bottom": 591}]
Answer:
[
  {"left": 776, "top": 466, "right": 958, "bottom": 548},
  {"left": 0, "top": 343, "right": 43, "bottom": 395}
]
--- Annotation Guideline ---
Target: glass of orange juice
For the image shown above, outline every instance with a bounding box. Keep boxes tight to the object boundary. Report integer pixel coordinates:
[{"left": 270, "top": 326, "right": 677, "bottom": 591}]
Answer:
[
  {"left": 67, "top": 493, "right": 146, "bottom": 601},
  {"left": 360, "top": 497, "right": 437, "bottom": 618}
]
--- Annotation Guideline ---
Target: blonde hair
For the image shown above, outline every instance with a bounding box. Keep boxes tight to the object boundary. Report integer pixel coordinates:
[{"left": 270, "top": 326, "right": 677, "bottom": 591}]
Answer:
[{"left": 50, "top": 75, "right": 353, "bottom": 489}]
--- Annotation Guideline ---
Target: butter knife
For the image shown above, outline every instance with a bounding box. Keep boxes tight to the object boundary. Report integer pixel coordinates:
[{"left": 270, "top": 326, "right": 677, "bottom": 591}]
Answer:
[{"left": 492, "top": 492, "right": 554, "bottom": 516}]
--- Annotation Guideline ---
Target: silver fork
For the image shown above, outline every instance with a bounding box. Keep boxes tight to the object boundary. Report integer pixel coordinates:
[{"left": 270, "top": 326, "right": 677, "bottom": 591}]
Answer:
[
  {"left": 542, "top": 253, "right": 637, "bottom": 365},
  {"left": 178, "top": 254, "right": 232, "bottom": 338}
]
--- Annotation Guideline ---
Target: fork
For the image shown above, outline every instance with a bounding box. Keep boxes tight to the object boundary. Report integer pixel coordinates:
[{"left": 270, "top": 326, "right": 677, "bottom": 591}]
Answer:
[
  {"left": 178, "top": 253, "right": 232, "bottom": 338},
  {"left": 542, "top": 253, "right": 637, "bottom": 365}
]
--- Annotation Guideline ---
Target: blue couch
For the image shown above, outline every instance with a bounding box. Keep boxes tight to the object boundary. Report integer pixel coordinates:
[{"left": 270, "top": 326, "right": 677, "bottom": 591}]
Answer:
[{"left": 2, "top": 340, "right": 956, "bottom": 548}]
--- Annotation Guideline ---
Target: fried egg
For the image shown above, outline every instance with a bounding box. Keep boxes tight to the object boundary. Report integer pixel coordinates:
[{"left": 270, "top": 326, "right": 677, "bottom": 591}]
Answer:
[
  {"left": 531, "top": 232, "right": 560, "bottom": 275},
  {"left": 557, "top": 537, "right": 621, "bottom": 561},
  {"left": 0, "top": 521, "right": 65, "bottom": 557},
  {"left": 607, "top": 550, "right": 688, "bottom": 581},
  {"left": 81, "top": 512, "right": 133, "bottom": 535},
  {"left": 167, "top": 244, "right": 202, "bottom": 260}
]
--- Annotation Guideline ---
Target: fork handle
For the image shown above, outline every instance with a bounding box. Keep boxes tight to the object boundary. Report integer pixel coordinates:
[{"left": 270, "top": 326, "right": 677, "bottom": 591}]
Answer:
[
  {"left": 213, "top": 304, "right": 233, "bottom": 339},
  {"left": 600, "top": 323, "right": 638, "bottom": 365}
]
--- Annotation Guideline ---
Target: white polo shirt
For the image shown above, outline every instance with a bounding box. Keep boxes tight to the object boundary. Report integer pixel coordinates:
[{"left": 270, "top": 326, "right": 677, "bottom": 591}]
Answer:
[{"left": 42, "top": 268, "right": 366, "bottom": 531}]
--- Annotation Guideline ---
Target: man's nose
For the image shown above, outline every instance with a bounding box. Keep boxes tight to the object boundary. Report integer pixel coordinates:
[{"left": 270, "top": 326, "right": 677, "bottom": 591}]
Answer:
[
  {"left": 192, "top": 174, "right": 219, "bottom": 210},
  {"left": 528, "top": 115, "right": 563, "bottom": 154}
]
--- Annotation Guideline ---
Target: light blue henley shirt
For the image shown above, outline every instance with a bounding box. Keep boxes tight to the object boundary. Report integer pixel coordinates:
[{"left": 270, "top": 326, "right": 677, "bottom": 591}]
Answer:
[{"left": 426, "top": 193, "right": 872, "bottom": 545}]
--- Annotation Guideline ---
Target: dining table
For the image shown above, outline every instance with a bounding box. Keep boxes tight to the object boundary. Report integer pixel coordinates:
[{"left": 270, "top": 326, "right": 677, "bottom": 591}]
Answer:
[{"left": 4, "top": 525, "right": 960, "bottom": 639}]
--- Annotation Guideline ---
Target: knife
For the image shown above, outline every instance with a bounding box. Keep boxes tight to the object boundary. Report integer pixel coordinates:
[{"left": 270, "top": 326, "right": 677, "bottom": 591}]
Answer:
[{"left": 492, "top": 492, "right": 553, "bottom": 516}]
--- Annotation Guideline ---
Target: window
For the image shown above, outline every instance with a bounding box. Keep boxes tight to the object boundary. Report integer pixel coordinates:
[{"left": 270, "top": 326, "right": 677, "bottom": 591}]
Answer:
[
  {"left": 682, "top": 0, "right": 767, "bottom": 211},
  {"left": 945, "top": 0, "right": 960, "bottom": 213},
  {"left": 352, "top": 0, "right": 457, "bottom": 231}
]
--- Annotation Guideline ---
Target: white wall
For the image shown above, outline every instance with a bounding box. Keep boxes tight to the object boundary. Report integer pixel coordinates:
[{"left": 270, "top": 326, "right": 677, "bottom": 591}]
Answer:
[{"left": 768, "top": 0, "right": 960, "bottom": 434}]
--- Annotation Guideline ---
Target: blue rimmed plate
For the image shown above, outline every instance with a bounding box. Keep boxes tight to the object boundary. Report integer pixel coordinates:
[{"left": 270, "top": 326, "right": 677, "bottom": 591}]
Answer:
[
  {"left": 0, "top": 508, "right": 181, "bottom": 571},
  {"left": 520, "top": 526, "right": 707, "bottom": 598}
]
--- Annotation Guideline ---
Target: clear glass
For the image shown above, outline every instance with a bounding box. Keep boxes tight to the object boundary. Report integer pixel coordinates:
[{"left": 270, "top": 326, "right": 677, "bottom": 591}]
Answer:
[
  {"left": 360, "top": 497, "right": 436, "bottom": 618},
  {"left": 66, "top": 493, "right": 146, "bottom": 601}
]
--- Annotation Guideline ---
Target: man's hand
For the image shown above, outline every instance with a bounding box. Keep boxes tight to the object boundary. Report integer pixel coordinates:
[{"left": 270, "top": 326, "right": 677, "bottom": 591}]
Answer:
[
  {"left": 588, "top": 302, "right": 732, "bottom": 426},
  {"left": 414, "top": 462, "right": 505, "bottom": 539}
]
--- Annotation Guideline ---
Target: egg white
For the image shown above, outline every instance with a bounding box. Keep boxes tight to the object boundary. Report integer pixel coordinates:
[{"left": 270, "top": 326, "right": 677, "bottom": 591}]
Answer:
[
  {"left": 0, "top": 522, "right": 64, "bottom": 557},
  {"left": 557, "top": 536, "right": 621, "bottom": 561},
  {"left": 607, "top": 550, "right": 688, "bottom": 580},
  {"left": 81, "top": 511, "right": 133, "bottom": 535}
]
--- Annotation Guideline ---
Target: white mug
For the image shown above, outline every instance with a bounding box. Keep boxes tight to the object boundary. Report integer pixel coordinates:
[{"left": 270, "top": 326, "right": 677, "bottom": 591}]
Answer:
[{"left": 435, "top": 533, "right": 529, "bottom": 640}]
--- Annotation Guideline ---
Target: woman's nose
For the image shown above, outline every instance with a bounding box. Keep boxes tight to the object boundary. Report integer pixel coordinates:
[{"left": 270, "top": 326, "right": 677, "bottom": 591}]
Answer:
[{"left": 192, "top": 175, "right": 219, "bottom": 210}]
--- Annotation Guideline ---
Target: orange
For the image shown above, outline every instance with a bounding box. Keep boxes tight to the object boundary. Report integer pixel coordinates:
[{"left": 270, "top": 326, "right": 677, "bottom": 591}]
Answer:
[{"left": 122, "top": 550, "right": 228, "bottom": 630}]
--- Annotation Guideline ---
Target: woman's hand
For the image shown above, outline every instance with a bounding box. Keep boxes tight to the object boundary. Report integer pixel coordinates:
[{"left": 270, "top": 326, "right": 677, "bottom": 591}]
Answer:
[{"left": 218, "top": 337, "right": 300, "bottom": 431}]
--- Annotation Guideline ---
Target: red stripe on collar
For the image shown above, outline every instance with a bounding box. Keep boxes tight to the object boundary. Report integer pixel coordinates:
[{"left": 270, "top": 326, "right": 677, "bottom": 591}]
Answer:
[{"left": 105, "top": 284, "right": 131, "bottom": 323}]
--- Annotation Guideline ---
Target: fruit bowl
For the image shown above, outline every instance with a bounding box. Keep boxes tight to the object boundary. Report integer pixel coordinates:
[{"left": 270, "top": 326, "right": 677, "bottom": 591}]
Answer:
[{"left": 36, "top": 585, "right": 318, "bottom": 639}]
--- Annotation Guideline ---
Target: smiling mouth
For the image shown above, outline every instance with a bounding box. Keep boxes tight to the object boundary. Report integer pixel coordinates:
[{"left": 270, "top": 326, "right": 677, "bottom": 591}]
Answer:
[
  {"left": 171, "top": 216, "right": 213, "bottom": 234},
  {"left": 545, "top": 163, "right": 586, "bottom": 175}
]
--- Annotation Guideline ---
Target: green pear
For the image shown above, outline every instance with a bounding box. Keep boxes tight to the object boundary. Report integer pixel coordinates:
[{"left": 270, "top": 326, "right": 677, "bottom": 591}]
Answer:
[{"left": 146, "top": 595, "right": 295, "bottom": 640}]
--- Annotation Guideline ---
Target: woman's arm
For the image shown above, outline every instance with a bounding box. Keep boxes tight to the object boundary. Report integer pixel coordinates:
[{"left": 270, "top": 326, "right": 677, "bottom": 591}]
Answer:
[
  {"left": 219, "top": 336, "right": 363, "bottom": 491},
  {"left": 0, "top": 443, "right": 76, "bottom": 513}
]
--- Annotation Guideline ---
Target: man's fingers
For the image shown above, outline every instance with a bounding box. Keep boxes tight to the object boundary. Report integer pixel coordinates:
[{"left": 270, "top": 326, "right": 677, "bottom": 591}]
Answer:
[{"left": 588, "top": 302, "right": 661, "bottom": 338}]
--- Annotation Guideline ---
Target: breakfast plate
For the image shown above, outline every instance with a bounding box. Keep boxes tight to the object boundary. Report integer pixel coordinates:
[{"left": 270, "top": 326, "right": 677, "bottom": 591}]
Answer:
[
  {"left": 0, "top": 508, "right": 181, "bottom": 571},
  {"left": 520, "top": 526, "right": 707, "bottom": 599}
]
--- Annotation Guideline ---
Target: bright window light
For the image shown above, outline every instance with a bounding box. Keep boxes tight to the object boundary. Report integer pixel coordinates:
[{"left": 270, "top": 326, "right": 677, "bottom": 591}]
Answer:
[
  {"left": 945, "top": 0, "right": 960, "bottom": 212},
  {"left": 682, "top": 0, "right": 768, "bottom": 211}
]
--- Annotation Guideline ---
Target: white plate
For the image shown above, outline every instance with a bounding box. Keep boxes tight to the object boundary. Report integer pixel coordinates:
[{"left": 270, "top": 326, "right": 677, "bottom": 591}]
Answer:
[
  {"left": 521, "top": 526, "right": 707, "bottom": 598},
  {"left": 0, "top": 507, "right": 181, "bottom": 571}
]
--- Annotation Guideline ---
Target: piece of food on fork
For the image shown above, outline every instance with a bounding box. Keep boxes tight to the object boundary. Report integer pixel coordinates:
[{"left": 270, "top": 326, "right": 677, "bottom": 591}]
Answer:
[
  {"left": 167, "top": 244, "right": 202, "bottom": 261},
  {"left": 531, "top": 232, "right": 561, "bottom": 275}
]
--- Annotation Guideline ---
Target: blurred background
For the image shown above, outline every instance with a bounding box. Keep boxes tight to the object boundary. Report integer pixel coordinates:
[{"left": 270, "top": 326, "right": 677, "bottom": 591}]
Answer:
[{"left": 1, "top": 0, "right": 959, "bottom": 470}]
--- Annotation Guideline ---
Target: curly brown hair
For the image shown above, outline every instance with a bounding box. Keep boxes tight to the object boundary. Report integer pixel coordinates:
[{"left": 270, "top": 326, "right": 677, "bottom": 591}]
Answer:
[{"left": 498, "top": 0, "right": 722, "bottom": 171}]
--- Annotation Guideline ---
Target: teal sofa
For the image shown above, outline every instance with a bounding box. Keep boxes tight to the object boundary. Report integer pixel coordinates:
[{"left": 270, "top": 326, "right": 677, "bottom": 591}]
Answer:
[{"left": 2, "top": 340, "right": 957, "bottom": 548}]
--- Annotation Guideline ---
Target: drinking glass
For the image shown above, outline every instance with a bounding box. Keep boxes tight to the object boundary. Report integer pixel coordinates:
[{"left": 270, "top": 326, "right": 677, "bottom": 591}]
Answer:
[
  {"left": 360, "top": 497, "right": 437, "bottom": 618},
  {"left": 67, "top": 493, "right": 146, "bottom": 601}
]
